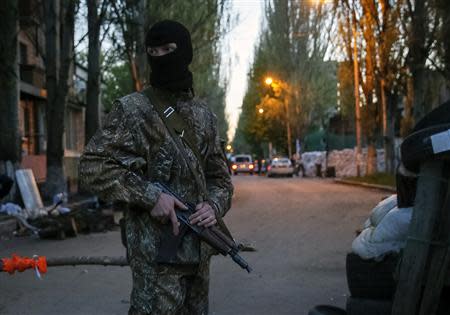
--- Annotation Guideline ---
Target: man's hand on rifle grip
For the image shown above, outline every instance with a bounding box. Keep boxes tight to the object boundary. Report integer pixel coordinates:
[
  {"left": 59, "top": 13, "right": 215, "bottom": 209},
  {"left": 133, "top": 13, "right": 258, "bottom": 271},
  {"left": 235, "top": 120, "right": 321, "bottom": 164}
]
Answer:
[
  {"left": 189, "top": 202, "right": 217, "bottom": 227},
  {"left": 151, "top": 192, "right": 188, "bottom": 235}
]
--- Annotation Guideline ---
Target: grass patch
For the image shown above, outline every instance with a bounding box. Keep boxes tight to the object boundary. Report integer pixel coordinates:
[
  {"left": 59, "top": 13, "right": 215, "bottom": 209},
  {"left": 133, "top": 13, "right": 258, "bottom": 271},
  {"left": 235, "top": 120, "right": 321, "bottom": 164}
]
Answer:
[{"left": 345, "top": 172, "right": 396, "bottom": 187}]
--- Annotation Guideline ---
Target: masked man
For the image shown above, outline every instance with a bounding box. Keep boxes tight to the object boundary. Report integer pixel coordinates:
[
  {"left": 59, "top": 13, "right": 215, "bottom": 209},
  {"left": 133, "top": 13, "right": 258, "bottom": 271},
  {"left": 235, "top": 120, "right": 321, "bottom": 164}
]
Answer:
[{"left": 79, "top": 20, "right": 233, "bottom": 315}]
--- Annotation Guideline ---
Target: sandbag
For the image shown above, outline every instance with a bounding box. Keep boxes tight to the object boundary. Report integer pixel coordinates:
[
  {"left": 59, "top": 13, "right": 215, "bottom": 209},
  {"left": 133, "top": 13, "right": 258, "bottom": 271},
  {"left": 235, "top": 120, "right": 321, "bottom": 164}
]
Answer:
[
  {"left": 353, "top": 206, "right": 412, "bottom": 260},
  {"left": 363, "top": 195, "right": 397, "bottom": 229}
]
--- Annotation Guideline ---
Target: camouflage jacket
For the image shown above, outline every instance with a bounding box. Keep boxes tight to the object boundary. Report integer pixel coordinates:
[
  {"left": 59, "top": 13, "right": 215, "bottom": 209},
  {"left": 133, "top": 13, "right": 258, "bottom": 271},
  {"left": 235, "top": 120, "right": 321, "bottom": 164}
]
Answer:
[{"left": 79, "top": 88, "right": 233, "bottom": 264}]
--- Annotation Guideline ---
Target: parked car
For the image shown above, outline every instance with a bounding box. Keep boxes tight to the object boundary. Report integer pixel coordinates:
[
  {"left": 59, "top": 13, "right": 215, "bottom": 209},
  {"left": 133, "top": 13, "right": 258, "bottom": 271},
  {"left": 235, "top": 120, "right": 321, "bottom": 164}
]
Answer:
[
  {"left": 230, "top": 154, "right": 254, "bottom": 175},
  {"left": 267, "top": 157, "right": 294, "bottom": 177}
]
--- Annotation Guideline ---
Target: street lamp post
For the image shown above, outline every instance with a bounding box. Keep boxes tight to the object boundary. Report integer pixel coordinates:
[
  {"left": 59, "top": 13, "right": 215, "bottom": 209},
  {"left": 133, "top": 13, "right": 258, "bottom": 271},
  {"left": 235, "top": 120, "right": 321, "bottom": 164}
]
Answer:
[{"left": 264, "top": 76, "right": 293, "bottom": 158}]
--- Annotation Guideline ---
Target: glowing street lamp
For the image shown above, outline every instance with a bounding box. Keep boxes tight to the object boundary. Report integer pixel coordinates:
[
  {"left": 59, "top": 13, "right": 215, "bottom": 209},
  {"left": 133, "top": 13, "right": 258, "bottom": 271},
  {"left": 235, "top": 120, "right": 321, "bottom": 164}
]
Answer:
[{"left": 265, "top": 77, "right": 273, "bottom": 86}]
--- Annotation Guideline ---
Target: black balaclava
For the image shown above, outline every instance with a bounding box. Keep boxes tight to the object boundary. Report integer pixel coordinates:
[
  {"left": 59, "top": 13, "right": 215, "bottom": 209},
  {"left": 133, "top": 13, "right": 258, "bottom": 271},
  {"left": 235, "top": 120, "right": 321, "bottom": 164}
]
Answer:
[{"left": 146, "top": 20, "right": 193, "bottom": 92}]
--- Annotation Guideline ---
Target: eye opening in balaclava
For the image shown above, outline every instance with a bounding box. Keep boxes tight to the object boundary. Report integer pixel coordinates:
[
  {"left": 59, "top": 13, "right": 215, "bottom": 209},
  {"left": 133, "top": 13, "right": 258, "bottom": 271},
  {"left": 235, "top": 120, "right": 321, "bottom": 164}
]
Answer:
[
  {"left": 146, "top": 43, "right": 177, "bottom": 57},
  {"left": 146, "top": 20, "right": 193, "bottom": 92}
]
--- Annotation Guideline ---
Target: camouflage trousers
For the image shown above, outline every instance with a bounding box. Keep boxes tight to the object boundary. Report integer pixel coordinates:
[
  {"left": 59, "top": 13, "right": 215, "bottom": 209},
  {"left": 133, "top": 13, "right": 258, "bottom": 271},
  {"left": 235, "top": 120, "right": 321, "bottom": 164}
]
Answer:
[{"left": 128, "top": 259, "right": 210, "bottom": 315}]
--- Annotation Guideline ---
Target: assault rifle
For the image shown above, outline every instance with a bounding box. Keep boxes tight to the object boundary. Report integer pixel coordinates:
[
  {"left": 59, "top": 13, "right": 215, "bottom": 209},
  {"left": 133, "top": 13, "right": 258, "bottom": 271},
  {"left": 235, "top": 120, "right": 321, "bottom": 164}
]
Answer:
[{"left": 154, "top": 182, "right": 252, "bottom": 273}]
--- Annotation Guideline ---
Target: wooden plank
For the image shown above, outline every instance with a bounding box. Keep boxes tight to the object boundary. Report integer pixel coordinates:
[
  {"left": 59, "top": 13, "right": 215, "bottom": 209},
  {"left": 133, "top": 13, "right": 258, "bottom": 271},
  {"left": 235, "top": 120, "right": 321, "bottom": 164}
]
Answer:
[
  {"left": 15, "top": 169, "right": 43, "bottom": 215},
  {"left": 419, "top": 164, "right": 450, "bottom": 315},
  {"left": 391, "top": 160, "right": 446, "bottom": 315}
]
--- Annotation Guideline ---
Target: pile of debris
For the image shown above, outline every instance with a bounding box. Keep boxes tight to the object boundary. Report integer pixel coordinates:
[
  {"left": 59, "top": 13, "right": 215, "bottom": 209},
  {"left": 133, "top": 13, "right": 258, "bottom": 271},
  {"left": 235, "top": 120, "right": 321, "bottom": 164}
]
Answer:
[{"left": 0, "top": 169, "right": 117, "bottom": 240}]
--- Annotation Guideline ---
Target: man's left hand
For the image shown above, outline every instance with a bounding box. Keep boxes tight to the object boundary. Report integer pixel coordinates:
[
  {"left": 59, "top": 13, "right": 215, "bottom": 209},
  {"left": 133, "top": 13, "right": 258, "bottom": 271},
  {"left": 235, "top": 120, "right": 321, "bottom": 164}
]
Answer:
[{"left": 189, "top": 202, "right": 217, "bottom": 227}]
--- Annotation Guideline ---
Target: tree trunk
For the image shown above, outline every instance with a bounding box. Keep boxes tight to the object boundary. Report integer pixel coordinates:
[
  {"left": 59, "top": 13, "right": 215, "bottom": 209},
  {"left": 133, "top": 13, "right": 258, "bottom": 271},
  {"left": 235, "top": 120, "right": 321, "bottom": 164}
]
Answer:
[
  {"left": 0, "top": 0, "right": 20, "bottom": 165},
  {"left": 436, "top": 0, "right": 450, "bottom": 84},
  {"left": 43, "top": 0, "right": 63, "bottom": 198},
  {"left": 381, "top": 79, "right": 396, "bottom": 174},
  {"left": 409, "top": 0, "right": 428, "bottom": 122},
  {"left": 129, "top": 59, "right": 142, "bottom": 91},
  {"left": 85, "top": 0, "right": 101, "bottom": 143},
  {"left": 360, "top": 3, "right": 378, "bottom": 176},
  {"left": 113, "top": 0, "right": 146, "bottom": 92},
  {"left": 351, "top": 7, "right": 362, "bottom": 177},
  {"left": 401, "top": 76, "right": 415, "bottom": 137},
  {"left": 43, "top": 0, "right": 75, "bottom": 198},
  {"left": 135, "top": 0, "right": 147, "bottom": 88},
  {"left": 366, "top": 143, "right": 377, "bottom": 175},
  {"left": 386, "top": 91, "right": 397, "bottom": 174}
]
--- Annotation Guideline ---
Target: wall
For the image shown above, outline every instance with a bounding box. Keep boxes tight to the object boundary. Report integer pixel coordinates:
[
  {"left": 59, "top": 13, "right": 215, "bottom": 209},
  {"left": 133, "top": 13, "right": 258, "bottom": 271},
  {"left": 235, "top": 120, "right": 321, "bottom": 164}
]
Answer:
[{"left": 301, "top": 148, "right": 390, "bottom": 177}]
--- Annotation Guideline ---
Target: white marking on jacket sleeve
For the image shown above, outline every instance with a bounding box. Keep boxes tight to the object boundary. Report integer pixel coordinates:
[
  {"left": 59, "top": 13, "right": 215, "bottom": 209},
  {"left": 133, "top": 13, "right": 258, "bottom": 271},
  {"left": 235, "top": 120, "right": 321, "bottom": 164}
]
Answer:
[{"left": 431, "top": 129, "right": 450, "bottom": 154}]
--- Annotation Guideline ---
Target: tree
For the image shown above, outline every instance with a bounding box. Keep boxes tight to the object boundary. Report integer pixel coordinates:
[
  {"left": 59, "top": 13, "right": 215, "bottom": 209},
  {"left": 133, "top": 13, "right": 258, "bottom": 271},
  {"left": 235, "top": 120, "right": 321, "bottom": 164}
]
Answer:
[
  {"left": 376, "top": 0, "right": 403, "bottom": 174},
  {"left": 337, "top": 0, "right": 406, "bottom": 175},
  {"left": 336, "top": 0, "right": 363, "bottom": 175},
  {"left": 85, "top": 0, "right": 109, "bottom": 143},
  {"left": 43, "top": 0, "right": 76, "bottom": 198},
  {"left": 405, "top": 0, "right": 437, "bottom": 124},
  {"left": 430, "top": 0, "right": 450, "bottom": 89},
  {"left": 235, "top": 0, "right": 336, "bottom": 156},
  {"left": 0, "top": 0, "right": 20, "bottom": 182},
  {"left": 110, "top": 0, "right": 147, "bottom": 91},
  {"left": 101, "top": 61, "right": 134, "bottom": 113},
  {"left": 437, "top": 1, "right": 450, "bottom": 84}
]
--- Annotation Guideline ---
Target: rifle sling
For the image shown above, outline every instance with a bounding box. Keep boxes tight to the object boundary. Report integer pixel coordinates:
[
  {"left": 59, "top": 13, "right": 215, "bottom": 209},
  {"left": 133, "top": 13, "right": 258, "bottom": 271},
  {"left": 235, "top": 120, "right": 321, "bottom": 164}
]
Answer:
[{"left": 143, "top": 88, "right": 206, "bottom": 191}]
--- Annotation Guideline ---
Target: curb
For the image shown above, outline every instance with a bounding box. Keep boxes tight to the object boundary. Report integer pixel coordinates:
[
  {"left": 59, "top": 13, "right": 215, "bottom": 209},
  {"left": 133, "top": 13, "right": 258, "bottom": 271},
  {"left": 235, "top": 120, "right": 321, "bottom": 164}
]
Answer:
[{"left": 334, "top": 179, "right": 396, "bottom": 193}]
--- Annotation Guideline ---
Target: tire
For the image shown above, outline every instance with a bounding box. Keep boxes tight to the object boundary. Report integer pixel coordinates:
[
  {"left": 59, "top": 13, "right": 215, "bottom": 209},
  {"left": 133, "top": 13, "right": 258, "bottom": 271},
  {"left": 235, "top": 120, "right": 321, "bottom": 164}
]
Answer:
[
  {"left": 438, "top": 287, "right": 450, "bottom": 315},
  {"left": 401, "top": 123, "right": 450, "bottom": 172},
  {"left": 308, "top": 305, "right": 347, "bottom": 315},
  {"left": 346, "top": 297, "right": 392, "bottom": 315},
  {"left": 346, "top": 253, "right": 398, "bottom": 300}
]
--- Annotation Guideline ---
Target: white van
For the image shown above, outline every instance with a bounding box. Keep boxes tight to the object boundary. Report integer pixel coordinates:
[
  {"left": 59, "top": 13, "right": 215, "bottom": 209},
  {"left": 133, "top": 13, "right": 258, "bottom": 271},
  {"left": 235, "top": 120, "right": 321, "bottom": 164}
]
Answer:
[{"left": 230, "top": 154, "right": 254, "bottom": 175}]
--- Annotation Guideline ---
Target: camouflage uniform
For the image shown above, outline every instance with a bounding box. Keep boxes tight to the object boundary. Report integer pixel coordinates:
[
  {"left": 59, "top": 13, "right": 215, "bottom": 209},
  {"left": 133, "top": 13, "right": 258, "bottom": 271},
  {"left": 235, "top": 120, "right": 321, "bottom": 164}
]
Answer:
[{"left": 79, "top": 88, "right": 233, "bottom": 315}]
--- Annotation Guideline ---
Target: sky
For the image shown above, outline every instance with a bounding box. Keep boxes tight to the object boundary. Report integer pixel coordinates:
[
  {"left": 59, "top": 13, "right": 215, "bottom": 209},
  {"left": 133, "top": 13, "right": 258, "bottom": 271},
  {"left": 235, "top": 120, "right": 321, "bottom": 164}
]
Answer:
[{"left": 223, "top": 0, "right": 263, "bottom": 141}]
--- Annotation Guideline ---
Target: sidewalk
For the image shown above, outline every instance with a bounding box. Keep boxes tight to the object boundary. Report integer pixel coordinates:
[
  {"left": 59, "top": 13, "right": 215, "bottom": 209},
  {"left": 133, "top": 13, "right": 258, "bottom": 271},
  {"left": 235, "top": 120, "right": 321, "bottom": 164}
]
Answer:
[{"left": 334, "top": 178, "right": 396, "bottom": 193}]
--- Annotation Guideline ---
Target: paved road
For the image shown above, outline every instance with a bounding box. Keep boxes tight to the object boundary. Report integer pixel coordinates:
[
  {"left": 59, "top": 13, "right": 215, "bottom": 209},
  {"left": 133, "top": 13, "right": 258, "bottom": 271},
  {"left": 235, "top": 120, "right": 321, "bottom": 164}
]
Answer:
[{"left": 0, "top": 176, "right": 386, "bottom": 315}]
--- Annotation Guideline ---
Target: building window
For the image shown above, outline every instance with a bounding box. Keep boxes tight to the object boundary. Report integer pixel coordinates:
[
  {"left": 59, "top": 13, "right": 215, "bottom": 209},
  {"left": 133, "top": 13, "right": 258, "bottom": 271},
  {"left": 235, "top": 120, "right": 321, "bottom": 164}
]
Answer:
[
  {"left": 65, "top": 107, "right": 85, "bottom": 152},
  {"left": 19, "top": 99, "right": 36, "bottom": 155}
]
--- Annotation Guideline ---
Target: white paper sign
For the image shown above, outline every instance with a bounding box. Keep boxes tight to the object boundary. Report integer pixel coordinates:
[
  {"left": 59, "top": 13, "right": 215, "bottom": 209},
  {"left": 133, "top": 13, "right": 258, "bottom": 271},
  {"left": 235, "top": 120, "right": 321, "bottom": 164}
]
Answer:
[{"left": 431, "top": 129, "right": 450, "bottom": 154}]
